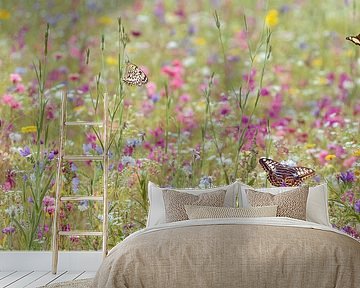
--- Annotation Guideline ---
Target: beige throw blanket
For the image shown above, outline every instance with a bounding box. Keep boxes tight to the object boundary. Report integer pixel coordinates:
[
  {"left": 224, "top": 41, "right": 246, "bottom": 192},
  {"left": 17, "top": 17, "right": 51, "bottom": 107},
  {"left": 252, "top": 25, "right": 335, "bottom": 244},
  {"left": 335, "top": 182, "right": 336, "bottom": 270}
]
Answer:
[{"left": 93, "top": 218, "right": 360, "bottom": 288}]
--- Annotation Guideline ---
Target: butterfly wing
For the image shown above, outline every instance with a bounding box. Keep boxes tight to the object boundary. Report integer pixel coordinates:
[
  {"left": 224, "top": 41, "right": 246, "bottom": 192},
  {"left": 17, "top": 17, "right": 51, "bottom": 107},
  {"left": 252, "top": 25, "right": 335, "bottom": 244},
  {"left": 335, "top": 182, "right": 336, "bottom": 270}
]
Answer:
[
  {"left": 259, "top": 158, "right": 284, "bottom": 187},
  {"left": 259, "top": 157, "right": 278, "bottom": 173},
  {"left": 346, "top": 34, "right": 360, "bottom": 46},
  {"left": 259, "top": 158, "right": 315, "bottom": 187},
  {"left": 123, "top": 62, "right": 149, "bottom": 86}
]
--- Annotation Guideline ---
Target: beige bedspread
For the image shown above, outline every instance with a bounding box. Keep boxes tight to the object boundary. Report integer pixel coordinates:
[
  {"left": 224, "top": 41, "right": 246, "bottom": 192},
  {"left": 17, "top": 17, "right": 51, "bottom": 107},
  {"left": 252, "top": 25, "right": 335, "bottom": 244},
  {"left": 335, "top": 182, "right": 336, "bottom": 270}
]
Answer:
[{"left": 92, "top": 218, "right": 360, "bottom": 288}]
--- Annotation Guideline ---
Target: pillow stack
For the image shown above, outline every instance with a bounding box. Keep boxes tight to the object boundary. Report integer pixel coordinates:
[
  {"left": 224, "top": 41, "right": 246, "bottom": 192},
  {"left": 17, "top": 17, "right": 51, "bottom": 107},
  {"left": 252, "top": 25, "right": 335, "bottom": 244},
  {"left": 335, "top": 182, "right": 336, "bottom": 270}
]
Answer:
[{"left": 146, "top": 181, "right": 330, "bottom": 227}]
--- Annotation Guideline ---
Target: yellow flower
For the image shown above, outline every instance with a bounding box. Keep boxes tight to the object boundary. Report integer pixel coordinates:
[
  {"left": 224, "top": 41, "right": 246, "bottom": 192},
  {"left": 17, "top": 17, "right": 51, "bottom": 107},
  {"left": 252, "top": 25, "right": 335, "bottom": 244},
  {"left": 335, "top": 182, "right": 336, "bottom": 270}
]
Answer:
[
  {"left": 0, "top": 9, "right": 10, "bottom": 20},
  {"left": 265, "top": 9, "right": 279, "bottom": 27},
  {"left": 194, "top": 37, "right": 207, "bottom": 46},
  {"left": 305, "top": 143, "right": 316, "bottom": 149},
  {"left": 353, "top": 149, "right": 360, "bottom": 157},
  {"left": 106, "top": 56, "right": 118, "bottom": 66},
  {"left": 21, "top": 126, "right": 37, "bottom": 133},
  {"left": 74, "top": 106, "right": 84, "bottom": 113},
  {"left": 354, "top": 169, "right": 360, "bottom": 177},
  {"left": 346, "top": 49, "right": 355, "bottom": 57},
  {"left": 325, "top": 154, "right": 336, "bottom": 161},
  {"left": 97, "top": 16, "right": 113, "bottom": 25},
  {"left": 311, "top": 58, "right": 323, "bottom": 68}
]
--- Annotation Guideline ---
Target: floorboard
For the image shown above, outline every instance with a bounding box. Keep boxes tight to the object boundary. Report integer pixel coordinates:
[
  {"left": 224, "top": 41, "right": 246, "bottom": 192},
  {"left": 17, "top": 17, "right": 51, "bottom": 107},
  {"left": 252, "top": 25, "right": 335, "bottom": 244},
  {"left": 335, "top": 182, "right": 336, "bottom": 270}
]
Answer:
[
  {"left": 49, "top": 271, "right": 85, "bottom": 284},
  {"left": 0, "top": 271, "right": 96, "bottom": 287},
  {"left": 6, "top": 271, "right": 48, "bottom": 288},
  {"left": 0, "top": 272, "right": 16, "bottom": 281},
  {"left": 0, "top": 271, "right": 32, "bottom": 287},
  {"left": 75, "top": 271, "right": 96, "bottom": 280},
  {"left": 24, "top": 271, "right": 66, "bottom": 288}
]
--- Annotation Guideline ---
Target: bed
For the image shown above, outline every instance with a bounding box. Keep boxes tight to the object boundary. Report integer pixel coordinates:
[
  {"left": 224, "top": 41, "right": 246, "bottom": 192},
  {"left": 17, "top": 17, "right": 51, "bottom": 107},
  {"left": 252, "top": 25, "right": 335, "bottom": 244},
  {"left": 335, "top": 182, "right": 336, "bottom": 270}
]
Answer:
[{"left": 92, "top": 182, "right": 360, "bottom": 288}]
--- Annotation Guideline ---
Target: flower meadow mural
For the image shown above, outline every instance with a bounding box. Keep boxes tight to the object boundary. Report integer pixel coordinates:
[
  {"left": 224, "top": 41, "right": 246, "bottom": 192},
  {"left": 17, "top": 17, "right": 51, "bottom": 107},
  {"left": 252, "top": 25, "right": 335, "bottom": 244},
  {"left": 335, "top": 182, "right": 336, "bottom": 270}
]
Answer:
[{"left": 0, "top": 0, "right": 359, "bottom": 251}]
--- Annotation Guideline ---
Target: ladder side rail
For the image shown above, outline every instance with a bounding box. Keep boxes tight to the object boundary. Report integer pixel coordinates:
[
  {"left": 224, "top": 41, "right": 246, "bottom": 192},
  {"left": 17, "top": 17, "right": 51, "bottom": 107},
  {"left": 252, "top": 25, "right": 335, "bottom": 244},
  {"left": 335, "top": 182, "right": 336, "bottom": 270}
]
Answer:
[
  {"left": 102, "top": 93, "right": 109, "bottom": 259},
  {"left": 51, "top": 91, "right": 67, "bottom": 274}
]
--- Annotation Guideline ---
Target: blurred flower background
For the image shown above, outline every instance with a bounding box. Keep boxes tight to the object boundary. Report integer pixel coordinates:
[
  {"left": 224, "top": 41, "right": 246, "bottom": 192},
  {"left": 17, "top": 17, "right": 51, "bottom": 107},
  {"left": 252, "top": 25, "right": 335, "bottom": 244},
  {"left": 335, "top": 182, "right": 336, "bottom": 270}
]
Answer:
[{"left": 0, "top": 0, "right": 359, "bottom": 250}]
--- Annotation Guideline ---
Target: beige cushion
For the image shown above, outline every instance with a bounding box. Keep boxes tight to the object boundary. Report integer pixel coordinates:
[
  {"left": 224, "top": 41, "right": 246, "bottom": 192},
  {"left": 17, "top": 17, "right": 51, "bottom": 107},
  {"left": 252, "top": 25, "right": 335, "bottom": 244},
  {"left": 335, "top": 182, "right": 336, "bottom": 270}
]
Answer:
[
  {"left": 184, "top": 205, "right": 278, "bottom": 219},
  {"left": 147, "top": 181, "right": 239, "bottom": 227},
  {"left": 245, "top": 186, "right": 309, "bottom": 220},
  {"left": 162, "top": 189, "right": 226, "bottom": 223}
]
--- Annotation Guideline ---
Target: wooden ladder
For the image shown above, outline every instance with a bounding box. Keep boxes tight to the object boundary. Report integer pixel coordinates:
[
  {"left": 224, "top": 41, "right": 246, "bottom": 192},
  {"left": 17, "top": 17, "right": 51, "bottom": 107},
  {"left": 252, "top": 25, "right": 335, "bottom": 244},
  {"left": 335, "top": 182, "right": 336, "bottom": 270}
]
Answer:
[{"left": 52, "top": 92, "right": 109, "bottom": 274}]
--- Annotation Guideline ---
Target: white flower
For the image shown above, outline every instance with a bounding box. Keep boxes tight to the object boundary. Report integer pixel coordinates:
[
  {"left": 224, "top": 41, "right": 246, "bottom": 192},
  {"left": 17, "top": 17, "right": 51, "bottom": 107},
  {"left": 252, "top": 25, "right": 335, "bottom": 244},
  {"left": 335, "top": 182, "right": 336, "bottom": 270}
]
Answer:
[{"left": 9, "top": 133, "right": 22, "bottom": 142}]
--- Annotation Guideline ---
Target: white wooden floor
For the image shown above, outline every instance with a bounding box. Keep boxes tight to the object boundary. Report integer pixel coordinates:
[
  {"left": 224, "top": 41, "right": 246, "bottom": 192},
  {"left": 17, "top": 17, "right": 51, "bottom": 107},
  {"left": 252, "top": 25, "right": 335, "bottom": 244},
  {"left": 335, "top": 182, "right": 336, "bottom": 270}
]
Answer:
[{"left": 0, "top": 271, "right": 96, "bottom": 288}]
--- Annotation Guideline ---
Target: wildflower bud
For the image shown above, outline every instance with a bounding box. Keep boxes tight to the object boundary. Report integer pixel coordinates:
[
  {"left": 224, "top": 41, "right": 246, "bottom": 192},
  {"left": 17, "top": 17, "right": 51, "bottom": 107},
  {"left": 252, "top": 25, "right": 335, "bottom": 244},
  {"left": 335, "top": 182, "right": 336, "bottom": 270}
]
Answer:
[
  {"left": 44, "top": 23, "right": 50, "bottom": 56},
  {"left": 86, "top": 48, "right": 90, "bottom": 65},
  {"left": 101, "top": 34, "right": 105, "bottom": 51},
  {"left": 118, "top": 17, "right": 122, "bottom": 33},
  {"left": 213, "top": 11, "right": 220, "bottom": 29}
]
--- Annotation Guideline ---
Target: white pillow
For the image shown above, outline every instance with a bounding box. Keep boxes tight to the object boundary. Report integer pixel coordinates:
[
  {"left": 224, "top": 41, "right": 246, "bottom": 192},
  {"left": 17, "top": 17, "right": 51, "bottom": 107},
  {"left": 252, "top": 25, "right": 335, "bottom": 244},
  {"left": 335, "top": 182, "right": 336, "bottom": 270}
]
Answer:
[
  {"left": 238, "top": 182, "right": 330, "bottom": 226},
  {"left": 146, "top": 181, "right": 239, "bottom": 227}
]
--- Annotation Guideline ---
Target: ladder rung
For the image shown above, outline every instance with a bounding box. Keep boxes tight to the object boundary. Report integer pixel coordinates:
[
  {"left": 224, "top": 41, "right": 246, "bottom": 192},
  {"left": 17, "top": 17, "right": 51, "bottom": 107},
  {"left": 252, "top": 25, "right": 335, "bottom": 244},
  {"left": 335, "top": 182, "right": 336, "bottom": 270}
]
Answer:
[
  {"left": 63, "top": 155, "right": 104, "bottom": 161},
  {"left": 65, "top": 121, "right": 103, "bottom": 126},
  {"left": 59, "top": 231, "right": 102, "bottom": 236},
  {"left": 60, "top": 196, "right": 103, "bottom": 201}
]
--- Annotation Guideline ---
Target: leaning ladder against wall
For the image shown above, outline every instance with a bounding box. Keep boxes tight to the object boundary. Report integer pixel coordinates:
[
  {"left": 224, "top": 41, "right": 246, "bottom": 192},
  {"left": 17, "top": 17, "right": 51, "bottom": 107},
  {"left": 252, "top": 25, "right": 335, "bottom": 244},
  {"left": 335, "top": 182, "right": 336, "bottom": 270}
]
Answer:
[{"left": 51, "top": 92, "right": 109, "bottom": 274}]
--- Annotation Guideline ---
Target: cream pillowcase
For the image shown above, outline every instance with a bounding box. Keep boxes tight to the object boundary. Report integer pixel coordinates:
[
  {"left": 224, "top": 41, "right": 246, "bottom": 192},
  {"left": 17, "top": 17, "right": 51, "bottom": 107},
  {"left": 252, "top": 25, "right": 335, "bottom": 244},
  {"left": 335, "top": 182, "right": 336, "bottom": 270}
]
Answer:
[
  {"left": 162, "top": 189, "right": 226, "bottom": 223},
  {"left": 184, "top": 205, "right": 278, "bottom": 220},
  {"left": 245, "top": 186, "right": 309, "bottom": 220},
  {"left": 147, "top": 181, "right": 239, "bottom": 227},
  {"left": 238, "top": 182, "right": 330, "bottom": 226}
]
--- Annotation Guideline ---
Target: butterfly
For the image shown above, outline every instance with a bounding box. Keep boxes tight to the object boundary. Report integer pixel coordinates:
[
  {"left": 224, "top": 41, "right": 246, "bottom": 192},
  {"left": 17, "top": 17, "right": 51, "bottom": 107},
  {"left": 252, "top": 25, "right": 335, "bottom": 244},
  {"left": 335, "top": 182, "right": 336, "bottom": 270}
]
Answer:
[
  {"left": 259, "top": 157, "right": 315, "bottom": 187},
  {"left": 346, "top": 34, "right": 360, "bottom": 46},
  {"left": 122, "top": 61, "right": 148, "bottom": 86}
]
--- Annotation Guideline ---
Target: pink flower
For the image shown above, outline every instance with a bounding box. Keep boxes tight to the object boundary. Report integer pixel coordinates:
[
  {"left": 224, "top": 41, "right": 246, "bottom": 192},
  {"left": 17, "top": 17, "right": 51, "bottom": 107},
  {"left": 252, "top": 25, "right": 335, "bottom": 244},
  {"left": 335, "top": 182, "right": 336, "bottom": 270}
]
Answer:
[
  {"left": 2, "top": 93, "right": 22, "bottom": 110},
  {"left": 176, "top": 107, "right": 197, "bottom": 130},
  {"left": 10, "top": 73, "right": 22, "bottom": 84},
  {"left": 15, "top": 83, "right": 26, "bottom": 93},
  {"left": 260, "top": 87, "right": 270, "bottom": 96},
  {"left": 341, "top": 191, "right": 354, "bottom": 204},
  {"left": 343, "top": 156, "right": 357, "bottom": 168},
  {"left": 68, "top": 73, "right": 80, "bottom": 81},
  {"left": 86, "top": 133, "right": 97, "bottom": 144},
  {"left": 243, "top": 69, "right": 256, "bottom": 91},
  {"left": 43, "top": 196, "right": 55, "bottom": 207},
  {"left": 234, "top": 30, "right": 249, "bottom": 50},
  {"left": 219, "top": 102, "right": 231, "bottom": 116},
  {"left": 179, "top": 93, "right": 191, "bottom": 103},
  {"left": 268, "top": 93, "right": 283, "bottom": 118},
  {"left": 146, "top": 82, "right": 157, "bottom": 96},
  {"left": 317, "top": 150, "right": 329, "bottom": 165},
  {"left": 170, "top": 76, "right": 184, "bottom": 89},
  {"left": 45, "top": 205, "right": 55, "bottom": 215},
  {"left": 141, "top": 100, "right": 155, "bottom": 116}
]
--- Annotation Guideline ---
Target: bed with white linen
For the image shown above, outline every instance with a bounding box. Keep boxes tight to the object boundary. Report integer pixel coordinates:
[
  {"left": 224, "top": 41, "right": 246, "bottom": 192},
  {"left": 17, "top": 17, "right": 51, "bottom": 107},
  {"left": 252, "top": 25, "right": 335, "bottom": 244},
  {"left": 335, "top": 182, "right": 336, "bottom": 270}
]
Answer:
[{"left": 92, "top": 182, "right": 360, "bottom": 288}]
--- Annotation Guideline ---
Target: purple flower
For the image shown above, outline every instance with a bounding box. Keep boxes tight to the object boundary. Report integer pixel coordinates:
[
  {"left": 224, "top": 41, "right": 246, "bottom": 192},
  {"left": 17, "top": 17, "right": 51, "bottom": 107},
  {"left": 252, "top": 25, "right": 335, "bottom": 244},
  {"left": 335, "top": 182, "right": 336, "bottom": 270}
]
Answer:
[
  {"left": 42, "top": 196, "right": 55, "bottom": 207},
  {"left": 72, "top": 177, "right": 80, "bottom": 193},
  {"left": 354, "top": 200, "right": 360, "bottom": 213},
  {"left": 95, "top": 145, "right": 103, "bottom": 155},
  {"left": 339, "top": 171, "right": 355, "bottom": 183},
  {"left": 83, "top": 143, "right": 92, "bottom": 154},
  {"left": 48, "top": 150, "right": 55, "bottom": 160},
  {"left": 2, "top": 226, "right": 15, "bottom": 234},
  {"left": 341, "top": 225, "right": 360, "bottom": 239},
  {"left": 19, "top": 146, "right": 31, "bottom": 157}
]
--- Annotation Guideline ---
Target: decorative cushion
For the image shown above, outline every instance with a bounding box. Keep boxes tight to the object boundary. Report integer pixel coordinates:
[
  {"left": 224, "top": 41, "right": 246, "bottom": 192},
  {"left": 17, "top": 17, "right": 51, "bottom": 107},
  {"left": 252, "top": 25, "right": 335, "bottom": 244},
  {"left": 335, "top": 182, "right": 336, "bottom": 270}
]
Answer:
[
  {"left": 238, "top": 182, "right": 331, "bottom": 226},
  {"left": 146, "top": 181, "right": 239, "bottom": 227},
  {"left": 245, "top": 186, "right": 309, "bottom": 220},
  {"left": 184, "top": 205, "right": 278, "bottom": 219},
  {"left": 162, "top": 189, "right": 226, "bottom": 223}
]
